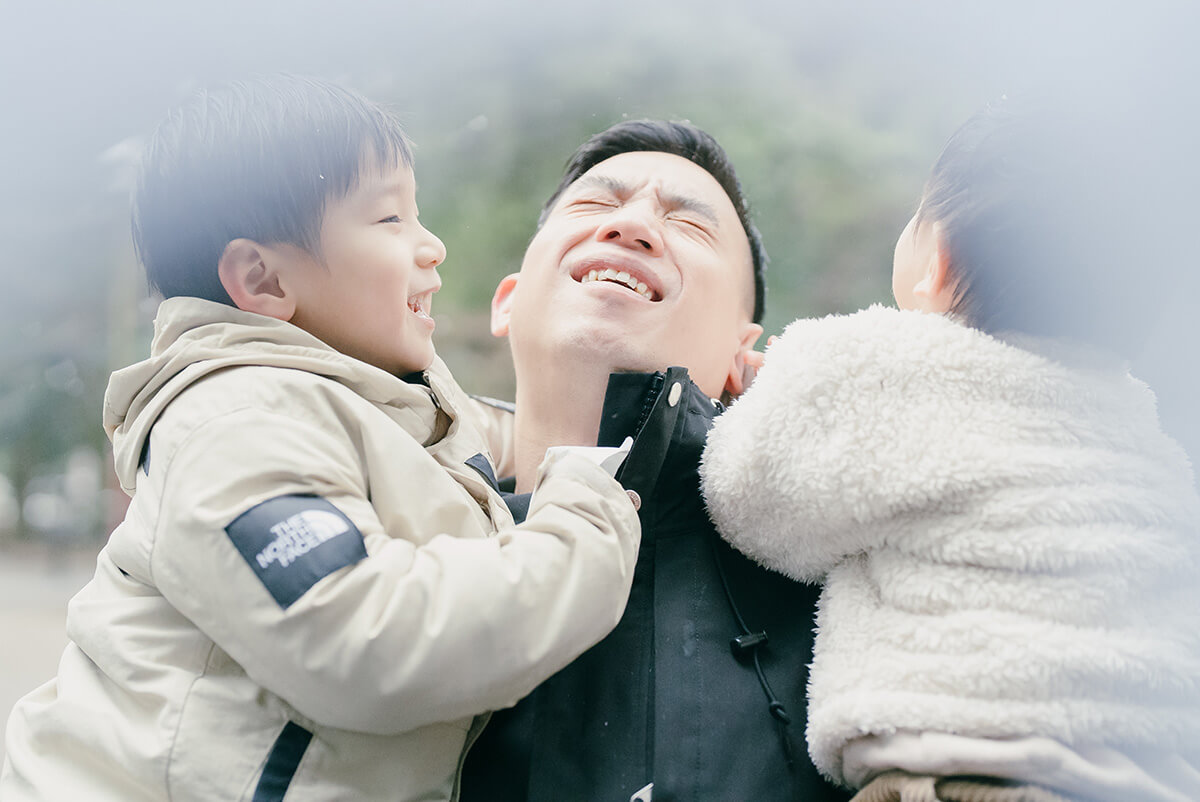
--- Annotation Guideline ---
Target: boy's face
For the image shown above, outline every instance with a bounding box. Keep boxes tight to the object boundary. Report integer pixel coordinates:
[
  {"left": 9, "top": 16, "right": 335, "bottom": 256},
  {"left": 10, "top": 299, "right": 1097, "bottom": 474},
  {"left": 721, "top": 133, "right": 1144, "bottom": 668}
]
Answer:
[{"left": 283, "top": 163, "right": 446, "bottom": 376}]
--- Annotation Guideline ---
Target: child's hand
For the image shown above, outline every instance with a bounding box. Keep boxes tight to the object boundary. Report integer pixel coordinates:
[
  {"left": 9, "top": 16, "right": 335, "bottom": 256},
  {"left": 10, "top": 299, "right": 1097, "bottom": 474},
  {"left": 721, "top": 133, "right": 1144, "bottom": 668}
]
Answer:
[
  {"left": 732, "top": 335, "right": 776, "bottom": 398},
  {"left": 742, "top": 347, "right": 766, "bottom": 391}
]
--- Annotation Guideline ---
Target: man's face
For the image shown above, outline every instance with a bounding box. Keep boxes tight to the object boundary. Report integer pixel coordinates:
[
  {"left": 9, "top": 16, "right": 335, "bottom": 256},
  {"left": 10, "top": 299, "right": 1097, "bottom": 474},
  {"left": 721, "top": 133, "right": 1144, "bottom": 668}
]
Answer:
[
  {"left": 284, "top": 163, "right": 447, "bottom": 376},
  {"left": 495, "top": 151, "right": 761, "bottom": 398}
]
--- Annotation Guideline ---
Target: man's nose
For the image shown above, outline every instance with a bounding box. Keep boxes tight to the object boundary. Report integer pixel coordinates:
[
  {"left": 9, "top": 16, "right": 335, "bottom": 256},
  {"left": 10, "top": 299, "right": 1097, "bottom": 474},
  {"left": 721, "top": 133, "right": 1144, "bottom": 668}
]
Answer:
[{"left": 594, "top": 206, "right": 663, "bottom": 254}]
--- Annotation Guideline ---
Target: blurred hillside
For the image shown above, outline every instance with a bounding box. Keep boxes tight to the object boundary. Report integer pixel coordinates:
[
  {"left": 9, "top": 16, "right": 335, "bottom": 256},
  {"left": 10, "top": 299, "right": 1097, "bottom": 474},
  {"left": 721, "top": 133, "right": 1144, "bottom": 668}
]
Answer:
[{"left": 0, "top": 0, "right": 1196, "bottom": 545}]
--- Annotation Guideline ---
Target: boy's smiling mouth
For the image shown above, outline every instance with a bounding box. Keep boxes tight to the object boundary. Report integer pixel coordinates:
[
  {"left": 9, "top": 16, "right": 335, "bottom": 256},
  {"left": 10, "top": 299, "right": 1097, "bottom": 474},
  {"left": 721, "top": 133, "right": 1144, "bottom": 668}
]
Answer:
[{"left": 407, "top": 291, "right": 434, "bottom": 322}]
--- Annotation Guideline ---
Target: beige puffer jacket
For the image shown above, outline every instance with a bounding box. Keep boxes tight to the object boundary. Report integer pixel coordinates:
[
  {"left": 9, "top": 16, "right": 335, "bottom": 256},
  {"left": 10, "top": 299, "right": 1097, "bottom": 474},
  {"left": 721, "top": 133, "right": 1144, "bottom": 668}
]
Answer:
[{"left": 1, "top": 297, "right": 639, "bottom": 802}]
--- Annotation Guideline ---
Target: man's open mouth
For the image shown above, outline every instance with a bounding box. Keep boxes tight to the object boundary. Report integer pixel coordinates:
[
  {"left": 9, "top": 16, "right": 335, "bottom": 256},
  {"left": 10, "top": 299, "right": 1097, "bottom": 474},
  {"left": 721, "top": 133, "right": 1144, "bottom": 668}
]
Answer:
[{"left": 574, "top": 264, "right": 662, "bottom": 301}]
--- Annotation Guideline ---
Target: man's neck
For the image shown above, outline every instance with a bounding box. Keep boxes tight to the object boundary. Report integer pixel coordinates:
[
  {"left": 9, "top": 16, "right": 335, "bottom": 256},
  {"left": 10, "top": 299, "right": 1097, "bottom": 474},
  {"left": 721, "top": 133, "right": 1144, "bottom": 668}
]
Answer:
[{"left": 510, "top": 357, "right": 613, "bottom": 493}]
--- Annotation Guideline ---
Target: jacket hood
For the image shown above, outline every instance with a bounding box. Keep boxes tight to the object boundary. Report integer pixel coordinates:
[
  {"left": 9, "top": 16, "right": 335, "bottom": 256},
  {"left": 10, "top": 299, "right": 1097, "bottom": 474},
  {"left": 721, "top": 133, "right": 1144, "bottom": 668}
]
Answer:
[{"left": 104, "top": 297, "right": 449, "bottom": 493}]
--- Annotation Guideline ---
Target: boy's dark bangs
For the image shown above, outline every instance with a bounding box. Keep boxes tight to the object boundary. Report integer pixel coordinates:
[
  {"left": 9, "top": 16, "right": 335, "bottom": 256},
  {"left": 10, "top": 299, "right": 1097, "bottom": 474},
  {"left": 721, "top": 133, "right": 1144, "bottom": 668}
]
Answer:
[
  {"left": 349, "top": 128, "right": 414, "bottom": 194},
  {"left": 317, "top": 105, "right": 414, "bottom": 202}
]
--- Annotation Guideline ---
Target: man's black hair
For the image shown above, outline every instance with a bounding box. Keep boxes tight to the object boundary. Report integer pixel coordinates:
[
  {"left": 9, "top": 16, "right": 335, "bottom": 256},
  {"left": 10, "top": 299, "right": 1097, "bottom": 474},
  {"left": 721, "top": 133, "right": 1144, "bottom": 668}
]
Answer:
[
  {"left": 132, "top": 74, "right": 413, "bottom": 304},
  {"left": 540, "top": 120, "right": 767, "bottom": 324}
]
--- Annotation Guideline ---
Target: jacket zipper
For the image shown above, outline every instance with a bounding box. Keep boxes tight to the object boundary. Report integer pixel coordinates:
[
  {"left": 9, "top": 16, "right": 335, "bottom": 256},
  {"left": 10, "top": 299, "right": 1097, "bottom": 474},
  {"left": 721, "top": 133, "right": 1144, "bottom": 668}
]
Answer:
[{"left": 449, "top": 712, "right": 491, "bottom": 802}]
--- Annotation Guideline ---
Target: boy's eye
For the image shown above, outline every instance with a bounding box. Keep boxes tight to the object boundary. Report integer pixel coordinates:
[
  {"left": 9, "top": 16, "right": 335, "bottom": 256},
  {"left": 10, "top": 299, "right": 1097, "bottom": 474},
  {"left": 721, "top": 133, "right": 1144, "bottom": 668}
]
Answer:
[{"left": 379, "top": 215, "right": 402, "bottom": 224}]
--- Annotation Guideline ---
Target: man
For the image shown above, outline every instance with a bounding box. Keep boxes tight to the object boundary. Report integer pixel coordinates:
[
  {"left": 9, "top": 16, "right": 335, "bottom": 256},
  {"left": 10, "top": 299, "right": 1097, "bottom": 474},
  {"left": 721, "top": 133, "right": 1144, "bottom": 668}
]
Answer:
[{"left": 461, "top": 120, "right": 850, "bottom": 801}]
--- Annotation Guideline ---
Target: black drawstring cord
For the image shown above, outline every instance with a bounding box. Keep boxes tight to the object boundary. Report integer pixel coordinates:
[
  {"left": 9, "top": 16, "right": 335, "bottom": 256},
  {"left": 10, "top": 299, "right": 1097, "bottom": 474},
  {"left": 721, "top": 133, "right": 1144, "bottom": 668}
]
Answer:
[{"left": 709, "top": 533, "right": 797, "bottom": 770}]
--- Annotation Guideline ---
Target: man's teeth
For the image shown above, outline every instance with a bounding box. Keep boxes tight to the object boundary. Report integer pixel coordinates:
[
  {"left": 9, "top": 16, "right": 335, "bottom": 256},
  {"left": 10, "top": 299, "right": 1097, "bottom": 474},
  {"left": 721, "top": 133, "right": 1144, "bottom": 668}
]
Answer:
[{"left": 581, "top": 268, "right": 653, "bottom": 300}]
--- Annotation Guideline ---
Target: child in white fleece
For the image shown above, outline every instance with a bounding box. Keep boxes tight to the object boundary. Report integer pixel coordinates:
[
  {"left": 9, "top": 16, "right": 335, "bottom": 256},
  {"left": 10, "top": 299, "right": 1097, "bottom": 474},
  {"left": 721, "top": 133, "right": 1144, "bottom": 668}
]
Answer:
[{"left": 701, "top": 95, "right": 1200, "bottom": 802}]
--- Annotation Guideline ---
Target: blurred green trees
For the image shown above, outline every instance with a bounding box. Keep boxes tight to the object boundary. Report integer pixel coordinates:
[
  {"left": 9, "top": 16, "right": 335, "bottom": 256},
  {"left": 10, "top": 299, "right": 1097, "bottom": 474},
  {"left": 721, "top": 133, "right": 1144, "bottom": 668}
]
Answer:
[
  {"left": 405, "top": 12, "right": 978, "bottom": 398},
  {"left": 2, "top": 0, "right": 1193, "bottom": 542}
]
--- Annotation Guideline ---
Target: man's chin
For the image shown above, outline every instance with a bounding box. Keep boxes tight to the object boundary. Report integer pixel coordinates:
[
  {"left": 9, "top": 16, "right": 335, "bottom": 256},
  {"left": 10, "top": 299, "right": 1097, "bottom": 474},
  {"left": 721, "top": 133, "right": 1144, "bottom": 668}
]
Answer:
[
  {"left": 570, "top": 328, "right": 654, "bottom": 362},
  {"left": 517, "top": 326, "right": 657, "bottom": 374}
]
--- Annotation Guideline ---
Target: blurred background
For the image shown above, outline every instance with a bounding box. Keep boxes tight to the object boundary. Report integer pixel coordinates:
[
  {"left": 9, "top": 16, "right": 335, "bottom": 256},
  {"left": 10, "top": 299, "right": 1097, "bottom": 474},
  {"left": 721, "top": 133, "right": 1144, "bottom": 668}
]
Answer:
[{"left": 1, "top": 0, "right": 1197, "bottom": 754}]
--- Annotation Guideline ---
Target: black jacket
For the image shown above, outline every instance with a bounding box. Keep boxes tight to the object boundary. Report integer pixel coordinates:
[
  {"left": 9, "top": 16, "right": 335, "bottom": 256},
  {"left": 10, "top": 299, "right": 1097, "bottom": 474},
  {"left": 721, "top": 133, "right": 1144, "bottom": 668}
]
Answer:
[{"left": 461, "top": 368, "right": 851, "bottom": 802}]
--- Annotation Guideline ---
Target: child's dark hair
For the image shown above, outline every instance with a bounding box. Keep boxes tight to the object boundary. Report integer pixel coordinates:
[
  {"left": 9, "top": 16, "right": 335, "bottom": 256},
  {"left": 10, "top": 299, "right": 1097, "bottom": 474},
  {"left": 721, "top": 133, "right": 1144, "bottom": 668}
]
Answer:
[
  {"left": 132, "top": 75, "right": 412, "bottom": 304},
  {"left": 916, "top": 92, "right": 1172, "bottom": 359}
]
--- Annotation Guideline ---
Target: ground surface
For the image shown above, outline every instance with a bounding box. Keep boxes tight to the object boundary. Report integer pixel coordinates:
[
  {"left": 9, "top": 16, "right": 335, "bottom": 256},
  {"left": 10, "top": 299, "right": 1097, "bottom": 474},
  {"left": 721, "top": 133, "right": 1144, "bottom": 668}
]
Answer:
[{"left": 0, "top": 543, "right": 98, "bottom": 760}]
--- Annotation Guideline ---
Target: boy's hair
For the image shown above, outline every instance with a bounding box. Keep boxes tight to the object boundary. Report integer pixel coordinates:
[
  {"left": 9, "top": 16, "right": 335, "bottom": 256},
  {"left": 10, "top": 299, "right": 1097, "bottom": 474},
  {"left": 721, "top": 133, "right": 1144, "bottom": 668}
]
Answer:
[
  {"left": 132, "top": 75, "right": 412, "bottom": 304},
  {"left": 916, "top": 92, "right": 1179, "bottom": 358},
  {"left": 539, "top": 119, "right": 768, "bottom": 324}
]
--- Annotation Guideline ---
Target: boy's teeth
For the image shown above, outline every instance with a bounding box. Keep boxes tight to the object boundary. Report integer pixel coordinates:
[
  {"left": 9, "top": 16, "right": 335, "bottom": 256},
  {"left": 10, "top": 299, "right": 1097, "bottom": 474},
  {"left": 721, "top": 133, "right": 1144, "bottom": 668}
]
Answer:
[
  {"left": 580, "top": 268, "right": 654, "bottom": 300},
  {"left": 408, "top": 297, "right": 431, "bottom": 318}
]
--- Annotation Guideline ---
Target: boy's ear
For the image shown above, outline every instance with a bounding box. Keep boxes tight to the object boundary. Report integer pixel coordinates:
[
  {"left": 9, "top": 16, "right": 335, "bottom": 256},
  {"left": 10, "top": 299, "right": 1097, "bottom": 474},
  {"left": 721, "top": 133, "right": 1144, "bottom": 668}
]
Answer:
[
  {"left": 912, "top": 224, "right": 956, "bottom": 314},
  {"left": 490, "top": 273, "right": 520, "bottom": 337},
  {"left": 721, "top": 321, "right": 765, "bottom": 400},
  {"left": 218, "top": 239, "right": 296, "bottom": 321}
]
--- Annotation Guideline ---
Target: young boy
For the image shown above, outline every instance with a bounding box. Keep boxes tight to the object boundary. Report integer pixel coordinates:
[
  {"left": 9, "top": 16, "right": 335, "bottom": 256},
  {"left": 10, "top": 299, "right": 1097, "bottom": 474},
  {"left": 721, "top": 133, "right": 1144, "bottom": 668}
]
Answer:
[{"left": 0, "top": 75, "right": 640, "bottom": 802}]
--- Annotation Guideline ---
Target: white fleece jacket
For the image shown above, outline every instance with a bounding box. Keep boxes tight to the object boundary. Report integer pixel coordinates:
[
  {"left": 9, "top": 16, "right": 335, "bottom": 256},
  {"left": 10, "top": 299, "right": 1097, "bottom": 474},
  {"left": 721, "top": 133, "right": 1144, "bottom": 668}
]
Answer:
[{"left": 700, "top": 306, "right": 1200, "bottom": 798}]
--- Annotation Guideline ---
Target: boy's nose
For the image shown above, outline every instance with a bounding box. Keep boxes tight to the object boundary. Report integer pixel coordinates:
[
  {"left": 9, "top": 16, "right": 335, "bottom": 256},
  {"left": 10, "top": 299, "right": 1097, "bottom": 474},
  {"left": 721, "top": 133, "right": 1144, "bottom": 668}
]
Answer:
[{"left": 418, "top": 228, "right": 446, "bottom": 269}]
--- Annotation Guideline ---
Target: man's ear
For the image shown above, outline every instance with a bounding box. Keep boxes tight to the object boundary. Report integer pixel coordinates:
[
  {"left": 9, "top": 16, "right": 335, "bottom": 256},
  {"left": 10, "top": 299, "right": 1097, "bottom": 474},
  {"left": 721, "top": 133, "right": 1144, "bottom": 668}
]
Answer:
[
  {"left": 722, "top": 321, "right": 765, "bottom": 400},
  {"left": 490, "top": 273, "right": 519, "bottom": 337},
  {"left": 912, "top": 225, "right": 956, "bottom": 314},
  {"left": 218, "top": 239, "right": 296, "bottom": 321}
]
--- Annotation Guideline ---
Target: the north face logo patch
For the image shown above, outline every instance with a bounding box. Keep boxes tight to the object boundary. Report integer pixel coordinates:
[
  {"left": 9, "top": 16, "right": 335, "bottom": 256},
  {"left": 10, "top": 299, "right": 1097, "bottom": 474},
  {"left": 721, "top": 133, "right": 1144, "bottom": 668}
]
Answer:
[
  {"left": 256, "top": 510, "right": 353, "bottom": 569},
  {"left": 226, "top": 495, "right": 367, "bottom": 609}
]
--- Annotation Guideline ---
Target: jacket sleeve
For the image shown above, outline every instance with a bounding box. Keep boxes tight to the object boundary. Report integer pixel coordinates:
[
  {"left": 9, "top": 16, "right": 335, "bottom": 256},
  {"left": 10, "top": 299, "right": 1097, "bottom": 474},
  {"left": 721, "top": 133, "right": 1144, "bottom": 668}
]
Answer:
[{"left": 148, "top": 405, "right": 639, "bottom": 736}]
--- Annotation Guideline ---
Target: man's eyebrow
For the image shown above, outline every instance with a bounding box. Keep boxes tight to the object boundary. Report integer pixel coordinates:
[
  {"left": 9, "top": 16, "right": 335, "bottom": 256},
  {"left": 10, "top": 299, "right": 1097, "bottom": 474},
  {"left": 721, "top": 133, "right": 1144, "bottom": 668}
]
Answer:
[
  {"left": 659, "top": 191, "right": 719, "bottom": 225},
  {"left": 570, "top": 174, "right": 720, "bottom": 225},
  {"left": 570, "top": 174, "right": 630, "bottom": 197}
]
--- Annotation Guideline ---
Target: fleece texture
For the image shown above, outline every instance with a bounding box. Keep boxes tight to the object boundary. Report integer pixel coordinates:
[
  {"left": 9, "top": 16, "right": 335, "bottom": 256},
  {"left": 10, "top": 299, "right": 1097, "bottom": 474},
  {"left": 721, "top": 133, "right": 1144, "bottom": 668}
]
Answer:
[{"left": 701, "top": 306, "right": 1200, "bottom": 787}]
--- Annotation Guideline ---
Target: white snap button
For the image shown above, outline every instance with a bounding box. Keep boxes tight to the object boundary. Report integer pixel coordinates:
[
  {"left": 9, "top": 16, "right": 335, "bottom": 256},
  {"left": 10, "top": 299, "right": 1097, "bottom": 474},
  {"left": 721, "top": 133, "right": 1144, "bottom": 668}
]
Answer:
[
  {"left": 667, "top": 382, "right": 682, "bottom": 407},
  {"left": 626, "top": 489, "right": 641, "bottom": 511}
]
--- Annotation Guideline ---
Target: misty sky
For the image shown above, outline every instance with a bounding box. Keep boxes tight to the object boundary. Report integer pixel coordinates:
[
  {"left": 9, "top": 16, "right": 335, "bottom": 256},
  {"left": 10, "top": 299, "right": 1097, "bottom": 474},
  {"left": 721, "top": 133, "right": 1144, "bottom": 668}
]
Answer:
[{"left": 4, "top": 0, "right": 1194, "bottom": 240}]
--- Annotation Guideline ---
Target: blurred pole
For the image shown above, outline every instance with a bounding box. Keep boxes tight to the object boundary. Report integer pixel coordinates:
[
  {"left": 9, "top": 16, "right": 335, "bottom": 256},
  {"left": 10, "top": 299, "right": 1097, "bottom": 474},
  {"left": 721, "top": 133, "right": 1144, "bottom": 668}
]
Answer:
[
  {"left": 101, "top": 139, "right": 143, "bottom": 534},
  {"left": 105, "top": 227, "right": 138, "bottom": 533}
]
